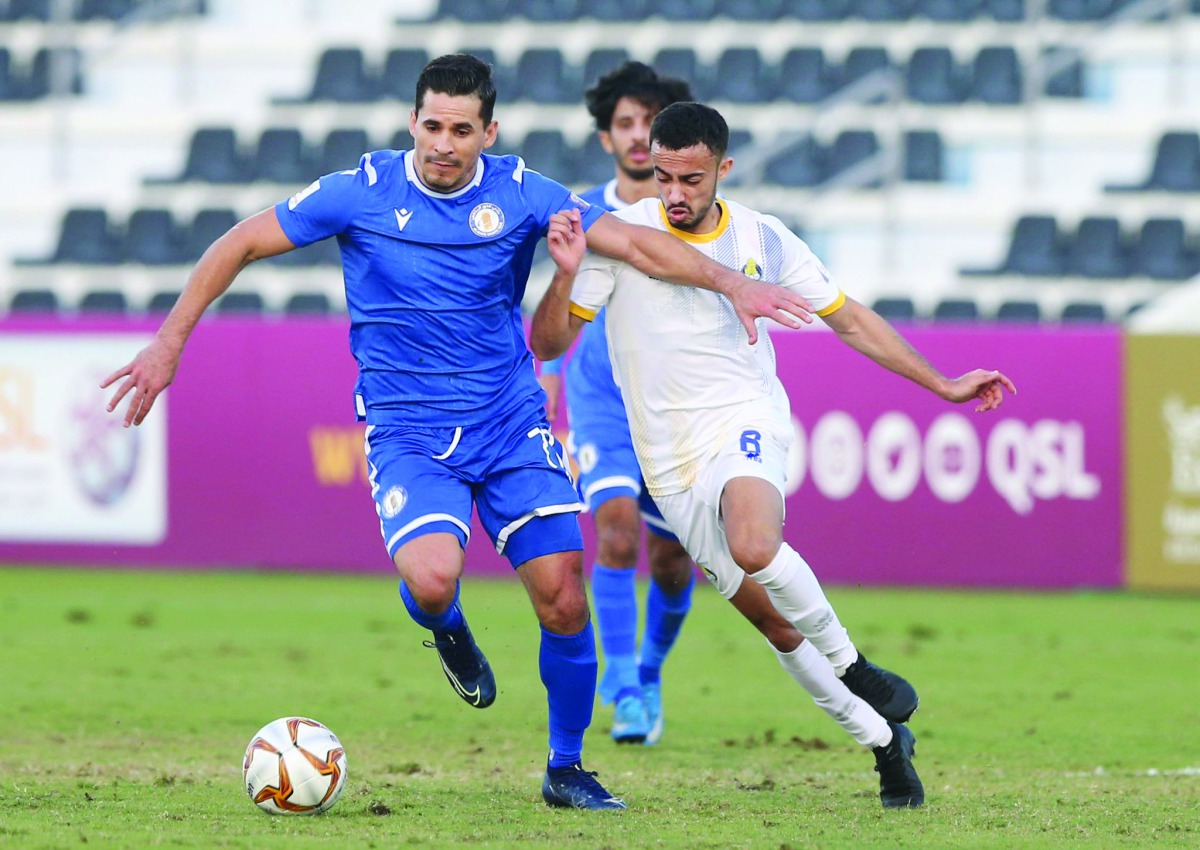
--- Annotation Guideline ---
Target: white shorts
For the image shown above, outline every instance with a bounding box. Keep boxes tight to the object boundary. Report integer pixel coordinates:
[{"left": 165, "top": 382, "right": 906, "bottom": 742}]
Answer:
[{"left": 653, "top": 424, "right": 788, "bottom": 601}]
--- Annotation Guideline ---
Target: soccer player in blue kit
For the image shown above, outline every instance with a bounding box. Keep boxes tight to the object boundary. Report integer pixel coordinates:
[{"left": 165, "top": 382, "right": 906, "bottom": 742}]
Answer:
[
  {"left": 539, "top": 62, "right": 697, "bottom": 746},
  {"left": 101, "top": 54, "right": 815, "bottom": 811}
]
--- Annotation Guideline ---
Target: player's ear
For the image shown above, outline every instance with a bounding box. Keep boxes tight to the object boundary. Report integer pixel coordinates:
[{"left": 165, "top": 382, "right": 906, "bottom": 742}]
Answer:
[
  {"left": 408, "top": 109, "right": 418, "bottom": 135},
  {"left": 598, "top": 131, "right": 615, "bottom": 155},
  {"left": 483, "top": 120, "right": 498, "bottom": 149},
  {"left": 717, "top": 156, "right": 733, "bottom": 181}
]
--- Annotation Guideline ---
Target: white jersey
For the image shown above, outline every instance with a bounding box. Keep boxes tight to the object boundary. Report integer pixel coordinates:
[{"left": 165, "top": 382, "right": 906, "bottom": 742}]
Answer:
[{"left": 569, "top": 197, "right": 845, "bottom": 497}]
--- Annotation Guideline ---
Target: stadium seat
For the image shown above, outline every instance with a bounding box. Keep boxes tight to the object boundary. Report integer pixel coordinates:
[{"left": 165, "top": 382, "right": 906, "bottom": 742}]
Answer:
[
  {"left": 903, "top": 130, "right": 943, "bottom": 182},
  {"left": 654, "top": 0, "right": 718, "bottom": 19},
  {"left": 1067, "top": 216, "right": 1129, "bottom": 278},
  {"left": 1060, "top": 301, "right": 1107, "bottom": 322},
  {"left": 1138, "top": 132, "right": 1200, "bottom": 192},
  {"left": 1047, "top": 0, "right": 1113, "bottom": 19},
  {"left": 216, "top": 292, "right": 265, "bottom": 314},
  {"left": 0, "top": 49, "right": 13, "bottom": 101},
  {"left": 514, "top": 49, "right": 579, "bottom": 104},
  {"left": 906, "top": 47, "right": 966, "bottom": 105},
  {"left": 782, "top": 0, "right": 854, "bottom": 20},
  {"left": 933, "top": 298, "right": 980, "bottom": 321},
  {"left": 434, "top": 0, "right": 513, "bottom": 21},
  {"left": 251, "top": 127, "right": 309, "bottom": 184},
  {"left": 380, "top": 49, "right": 430, "bottom": 101},
  {"left": 710, "top": 48, "right": 775, "bottom": 103},
  {"left": 916, "top": 0, "right": 983, "bottom": 20},
  {"left": 284, "top": 292, "right": 334, "bottom": 315},
  {"left": 162, "top": 127, "right": 244, "bottom": 184},
  {"left": 122, "top": 208, "right": 183, "bottom": 266},
  {"left": 585, "top": 0, "right": 650, "bottom": 19},
  {"left": 872, "top": 297, "right": 917, "bottom": 320},
  {"left": 715, "top": 0, "right": 787, "bottom": 18},
  {"left": 21, "top": 47, "right": 84, "bottom": 100},
  {"left": 305, "top": 48, "right": 376, "bottom": 103},
  {"left": 5, "top": 0, "right": 53, "bottom": 21},
  {"left": 963, "top": 215, "right": 1064, "bottom": 276},
  {"left": 650, "top": 48, "right": 705, "bottom": 99},
  {"left": 79, "top": 290, "right": 130, "bottom": 314},
  {"left": 147, "top": 290, "right": 181, "bottom": 313},
  {"left": 581, "top": 48, "right": 630, "bottom": 89},
  {"left": 727, "top": 129, "right": 753, "bottom": 154},
  {"left": 778, "top": 48, "right": 832, "bottom": 104},
  {"left": 763, "top": 136, "right": 826, "bottom": 187},
  {"left": 522, "top": 130, "right": 574, "bottom": 182},
  {"left": 76, "top": 0, "right": 136, "bottom": 21},
  {"left": 53, "top": 207, "right": 120, "bottom": 265},
  {"left": 837, "top": 47, "right": 892, "bottom": 101},
  {"left": 996, "top": 300, "right": 1041, "bottom": 322},
  {"left": 573, "top": 134, "right": 614, "bottom": 185},
  {"left": 826, "top": 130, "right": 880, "bottom": 183},
  {"left": 9, "top": 289, "right": 59, "bottom": 313},
  {"left": 854, "top": 0, "right": 918, "bottom": 20},
  {"left": 1132, "top": 218, "right": 1200, "bottom": 280},
  {"left": 514, "top": 0, "right": 582, "bottom": 20},
  {"left": 181, "top": 208, "right": 238, "bottom": 262},
  {"left": 459, "top": 48, "right": 506, "bottom": 91},
  {"left": 315, "top": 128, "right": 369, "bottom": 175},
  {"left": 971, "top": 46, "right": 1022, "bottom": 104},
  {"left": 1043, "top": 47, "right": 1084, "bottom": 98},
  {"left": 984, "top": 0, "right": 1025, "bottom": 18},
  {"left": 388, "top": 129, "right": 415, "bottom": 152}
]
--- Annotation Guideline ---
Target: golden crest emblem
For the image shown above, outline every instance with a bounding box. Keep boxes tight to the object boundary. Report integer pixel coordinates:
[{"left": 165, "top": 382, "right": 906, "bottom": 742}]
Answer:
[{"left": 469, "top": 203, "right": 505, "bottom": 237}]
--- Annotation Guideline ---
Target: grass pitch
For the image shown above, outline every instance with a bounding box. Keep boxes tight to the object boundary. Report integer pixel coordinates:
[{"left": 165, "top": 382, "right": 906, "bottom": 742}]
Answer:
[{"left": 0, "top": 566, "right": 1197, "bottom": 849}]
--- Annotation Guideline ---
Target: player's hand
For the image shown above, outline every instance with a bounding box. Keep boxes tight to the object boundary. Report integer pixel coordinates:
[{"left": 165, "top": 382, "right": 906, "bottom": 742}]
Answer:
[
  {"left": 538, "top": 372, "right": 561, "bottom": 422},
  {"left": 547, "top": 208, "right": 587, "bottom": 277},
  {"left": 942, "top": 370, "right": 1017, "bottom": 412},
  {"left": 722, "top": 275, "right": 814, "bottom": 344},
  {"left": 101, "top": 336, "right": 182, "bottom": 427}
]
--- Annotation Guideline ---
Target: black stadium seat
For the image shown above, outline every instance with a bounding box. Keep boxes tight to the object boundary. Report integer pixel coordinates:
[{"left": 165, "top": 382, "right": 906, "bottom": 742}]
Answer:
[
  {"left": 971, "top": 46, "right": 1022, "bottom": 104},
  {"left": 514, "top": 49, "right": 577, "bottom": 104},
  {"left": 654, "top": 0, "right": 718, "bottom": 19},
  {"left": 216, "top": 292, "right": 265, "bottom": 314},
  {"left": 778, "top": 48, "right": 832, "bottom": 104},
  {"left": 710, "top": 48, "right": 774, "bottom": 103},
  {"left": 315, "top": 128, "right": 369, "bottom": 174},
  {"left": 586, "top": 0, "right": 650, "bottom": 19},
  {"left": 1132, "top": 218, "right": 1200, "bottom": 280},
  {"left": 906, "top": 47, "right": 966, "bottom": 104},
  {"left": 855, "top": 0, "right": 918, "bottom": 20},
  {"left": 10, "top": 289, "right": 60, "bottom": 313},
  {"left": 996, "top": 300, "right": 1041, "bottom": 322},
  {"left": 251, "top": 127, "right": 309, "bottom": 184},
  {"left": 763, "top": 136, "right": 826, "bottom": 187},
  {"left": 435, "top": 0, "right": 512, "bottom": 21},
  {"left": 917, "top": 0, "right": 983, "bottom": 20},
  {"left": 984, "top": 0, "right": 1025, "bottom": 17},
  {"left": 1067, "top": 216, "right": 1128, "bottom": 278},
  {"left": 147, "top": 290, "right": 182, "bottom": 313},
  {"left": 1140, "top": 132, "right": 1200, "bottom": 192},
  {"left": 79, "top": 290, "right": 130, "bottom": 314},
  {"left": 962, "top": 215, "right": 1064, "bottom": 277},
  {"left": 521, "top": 130, "right": 574, "bottom": 182},
  {"left": 872, "top": 297, "right": 917, "bottom": 320},
  {"left": 784, "top": 0, "right": 854, "bottom": 20},
  {"left": 123, "top": 208, "right": 182, "bottom": 265},
  {"left": 651, "top": 48, "right": 703, "bottom": 99},
  {"left": 903, "top": 130, "right": 943, "bottom": 182},
  {"left": 284, "top": 292, "right": 334, "bottom": 315},
  {"left": 826, "top": 130, "right": 879, "bottom": 182},
  {"left": 306, "top": 48, "right": 376, "bottom": 103},
  {"left": 54, "top": 207, "right": 120, "bottom": 265},
  {"left": 1060, "top": 301, "right": 1107, "bottom": 322},
  {"left": 380, "top": 48, "right": 430, "bottom": 101},
  {"left": 0, "top": 48, "right": 14, "bottom": 101},
  {"left": 581, "top": 48, "right": 630, "bottom": 89},
  {"left": 572, "top": 134, "right": 613, "bottom": 185},
  {"left": 5, "top": 0, "right": 53, "bottom": 21},
  {"left": 516, "top": 0, "right": 582, "bottom": 20},
  {"left": 933, "top": 298, "right": 980, "bottom": 321},
  {"left": 77, "top": 0, "right": 136, "bottom": 21},
  {"left": 163, "top": 127, "right": 244, "bottom": 184},
  {"left": 182, "top": 208, "right": 238, "bottom": 262}
]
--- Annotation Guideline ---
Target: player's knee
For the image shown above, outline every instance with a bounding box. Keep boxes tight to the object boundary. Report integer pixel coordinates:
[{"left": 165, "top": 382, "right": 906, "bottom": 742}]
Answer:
[
  {"left": 595, "top": 523, "right": 639, "bottom": 568},
  {"left": 535, "top": 580, "right": 590, "bottom": 634},
  {"left": 728, "top": 534, "right": 782, "bottom": 574},
  {"left": 648, "top": 541, "right": 693, "bottom": 593}
]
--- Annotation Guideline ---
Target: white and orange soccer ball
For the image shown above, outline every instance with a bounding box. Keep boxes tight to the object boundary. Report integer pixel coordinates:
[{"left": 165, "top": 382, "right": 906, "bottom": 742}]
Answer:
[{"left": 243, "top": 717, "right": 348, "bottom": 815}]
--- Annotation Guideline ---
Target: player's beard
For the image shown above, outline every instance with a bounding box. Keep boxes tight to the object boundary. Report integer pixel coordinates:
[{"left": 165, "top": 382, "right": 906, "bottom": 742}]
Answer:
[
  {"left": 422, "top": 156, "right": 465, "bottom": 191},
  {"left": 618, "top": 161, "right": 654, "bottom": 182}
]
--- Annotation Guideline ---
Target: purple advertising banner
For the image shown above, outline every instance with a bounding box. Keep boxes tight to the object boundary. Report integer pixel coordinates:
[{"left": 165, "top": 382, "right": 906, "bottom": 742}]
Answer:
[{"left": 0, "top": 318, "right": 1123, "bottom": 588}]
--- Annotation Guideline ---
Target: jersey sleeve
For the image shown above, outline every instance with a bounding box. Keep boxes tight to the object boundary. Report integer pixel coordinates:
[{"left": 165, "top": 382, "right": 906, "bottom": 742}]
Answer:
[
  {"left": 274, "top": 154, "right": 374, "bottom": 248},
  {"left": 522, "top": 167, "right": 606, "bottom": 234},
  {"left": 569, "top": 253, "right": 619, "bottom": 321},
  {"left": 773, "top": 220, "right": 846, "bottom": 317}
]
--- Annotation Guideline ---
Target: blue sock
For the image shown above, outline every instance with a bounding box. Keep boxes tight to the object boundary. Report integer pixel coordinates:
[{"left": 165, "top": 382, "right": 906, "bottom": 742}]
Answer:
[
  {"left": 591, "top": 564, "right": 640, "bottom": 702},
  {"left": 639, "top": 572, "right": 694, "bottom": 686},
  {"left": 399, "top": 580, "right": 464, "bottom": 633},
  {"left": 540, "top": 622, "right": 597, "bottom": 769}
]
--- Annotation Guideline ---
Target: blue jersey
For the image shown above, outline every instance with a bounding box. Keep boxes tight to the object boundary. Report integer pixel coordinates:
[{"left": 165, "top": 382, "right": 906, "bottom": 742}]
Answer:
[
  {"left": 275, "top": 150, "right": 603, "bottom": 427},
  {"left": 563, "top": 180, "right": 624, "bottom": 405}
]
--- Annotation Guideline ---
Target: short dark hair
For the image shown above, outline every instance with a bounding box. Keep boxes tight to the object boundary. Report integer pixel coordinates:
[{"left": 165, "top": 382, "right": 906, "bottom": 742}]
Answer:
[
  {"left": 650, "top": 102, "right": 729, "bottom": 159},
  {"left": 416, "top": 53, "right": 497, "bottom": 125},
  {"left": 585, "top": 61, "right": 692, "bottom": 132}
]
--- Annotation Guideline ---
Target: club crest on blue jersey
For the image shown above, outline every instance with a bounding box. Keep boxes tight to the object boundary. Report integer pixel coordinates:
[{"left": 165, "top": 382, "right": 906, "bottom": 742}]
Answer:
[
  {"left": 381, "top": 486, "right": 408, "bottom": 518},
  {"left": 469, "top": 203, "right": 505, "bottom": 237},
  {"left": 741, "top": 258, "right": 764, "bottom": 281}
]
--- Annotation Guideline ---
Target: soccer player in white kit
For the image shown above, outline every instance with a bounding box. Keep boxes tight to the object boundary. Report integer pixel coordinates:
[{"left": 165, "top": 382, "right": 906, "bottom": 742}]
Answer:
[{"left": 531, "top": 102, "right": 1016, "bottom": 808}]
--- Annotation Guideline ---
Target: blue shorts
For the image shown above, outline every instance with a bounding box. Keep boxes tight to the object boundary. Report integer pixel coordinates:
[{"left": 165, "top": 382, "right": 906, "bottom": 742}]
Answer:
[
  {"left": 566, "top": 375, "right": 678, "bottom": 544},
  {"left": 364, "top": 404, "right": 583, "bottom": 568}
]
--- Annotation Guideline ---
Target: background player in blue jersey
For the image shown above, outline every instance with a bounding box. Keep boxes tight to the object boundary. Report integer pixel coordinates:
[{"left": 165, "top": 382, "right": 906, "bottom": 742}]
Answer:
[
  {"left": 539, "top": 62, "right": 695, "bottom": 747},
  {"left": 101, "top": 54, "right": 815, "bottom": 812}
]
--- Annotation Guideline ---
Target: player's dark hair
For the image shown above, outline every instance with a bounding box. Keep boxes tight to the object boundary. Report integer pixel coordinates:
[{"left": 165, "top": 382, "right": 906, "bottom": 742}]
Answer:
[
  {"left": 585, "top": 61, "right": 692, "bottom": 132},
  {"left": 650, "top": 102, "right": 729, "bottom": 159},
  {"left": 416, "top": 53, "right": 497, "bottom": 125}
]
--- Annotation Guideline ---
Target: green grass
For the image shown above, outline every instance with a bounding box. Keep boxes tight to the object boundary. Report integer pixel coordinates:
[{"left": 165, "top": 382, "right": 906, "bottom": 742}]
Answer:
[{"left": 0, "top": 567, "right": 1197, "bottom": 849}]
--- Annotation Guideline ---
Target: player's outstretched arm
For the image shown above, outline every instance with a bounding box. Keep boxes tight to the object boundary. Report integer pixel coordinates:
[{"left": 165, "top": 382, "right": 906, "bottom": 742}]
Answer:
[
  {"left": 101, "top": 208, "right": 297, "bottom": 427},
  {"left": 822, "top": 296, "right": 1016, "bottom": 412},
  {"left": 580, "top": 210, "right": 814, "bottom": 345},
  {"left": 530, "top": 210, "right": 589, "bottom": 361}
]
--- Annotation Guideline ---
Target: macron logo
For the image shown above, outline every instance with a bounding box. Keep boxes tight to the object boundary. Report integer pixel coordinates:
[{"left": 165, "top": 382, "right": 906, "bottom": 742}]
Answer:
[{"left": 395, "top": 208, "right": 413, "bottom": 231}]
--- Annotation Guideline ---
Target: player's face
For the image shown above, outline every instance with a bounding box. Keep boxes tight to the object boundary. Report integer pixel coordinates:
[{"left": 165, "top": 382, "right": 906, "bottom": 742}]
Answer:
[
  {"left": 409, "top": 92, "right": 497, "bottom": 193},
  {"left": 652, "top": 142, "right": 733, "bottom": 232},
  {"left": 600, "top": 96, "right": 657, "bottom": 181}
]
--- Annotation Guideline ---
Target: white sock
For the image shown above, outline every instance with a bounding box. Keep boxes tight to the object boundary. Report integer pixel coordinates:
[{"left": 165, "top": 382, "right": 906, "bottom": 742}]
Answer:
[
  {"left": 750, "top": 544, "right": 858, "bottom": 671},
  {"left": 773, "top": 640, "right": 892, "bottom": 749}
]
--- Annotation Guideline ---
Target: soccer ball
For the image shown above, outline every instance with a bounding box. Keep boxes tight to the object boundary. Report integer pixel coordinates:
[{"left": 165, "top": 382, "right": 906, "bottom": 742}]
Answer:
[{"left": 243, "top": 717, "right": 348, "bottom": 815}]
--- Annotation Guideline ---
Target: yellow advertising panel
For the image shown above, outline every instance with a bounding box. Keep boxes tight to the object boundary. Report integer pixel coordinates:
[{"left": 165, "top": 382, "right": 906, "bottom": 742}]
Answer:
[{"left": 1126, "top": 335, "right": 1200, "bottom": 590}]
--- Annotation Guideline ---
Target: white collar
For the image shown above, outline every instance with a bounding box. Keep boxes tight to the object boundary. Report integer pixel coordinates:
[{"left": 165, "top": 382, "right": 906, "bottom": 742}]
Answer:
[
  {"left": 404, "top": 150, "right": 486, "bottom": 199},
  {"left": 603, "top": 179, "right": 628, "bottom": 210}
]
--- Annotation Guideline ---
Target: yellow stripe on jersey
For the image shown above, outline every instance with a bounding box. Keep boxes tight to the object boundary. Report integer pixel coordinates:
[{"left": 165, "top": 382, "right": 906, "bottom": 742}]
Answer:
[
  {"left": 658, "top": 200, "right": 731, "bottom": 243},
  {"left": 816, "top": 290, "right": 847, "bottom": 317},
  {"left": 569, "top": 302, "right": 598, "bottom": 321}
]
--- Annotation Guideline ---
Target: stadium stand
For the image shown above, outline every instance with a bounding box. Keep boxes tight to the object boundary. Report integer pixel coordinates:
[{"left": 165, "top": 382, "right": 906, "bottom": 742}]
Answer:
[{"left": 1, "top": 0, "right": 1198, "bottom": 321}]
